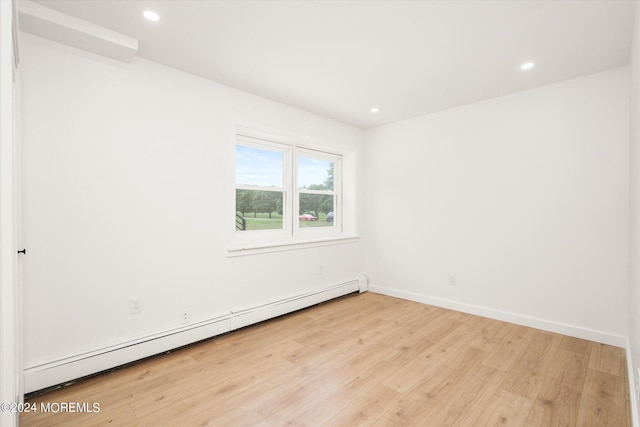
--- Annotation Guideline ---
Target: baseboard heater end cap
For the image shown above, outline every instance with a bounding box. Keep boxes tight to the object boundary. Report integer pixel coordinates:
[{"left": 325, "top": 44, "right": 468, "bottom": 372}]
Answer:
[{"left": 357, "top": 275, "right": 368, "bottom": 293}]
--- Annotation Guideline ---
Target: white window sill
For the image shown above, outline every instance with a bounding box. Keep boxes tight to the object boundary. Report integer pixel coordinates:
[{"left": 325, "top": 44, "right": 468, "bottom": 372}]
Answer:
[{"left": 227, "top": 236, "right": 361, "bottom": 257}]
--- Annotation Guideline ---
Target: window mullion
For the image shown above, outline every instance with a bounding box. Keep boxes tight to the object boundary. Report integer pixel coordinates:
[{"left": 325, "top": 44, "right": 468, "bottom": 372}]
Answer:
[
  {"left": 291, "top": 146, "right": 298, "bottom": 236},
  {"left": 287, "top": 146, "right": 295, "bottom": 237},
  {"left": 298, "top": 189, "right": 335, "bottom": 196},
  {"left": 236, "top": 184, "right": 285, "bottom": 192}
]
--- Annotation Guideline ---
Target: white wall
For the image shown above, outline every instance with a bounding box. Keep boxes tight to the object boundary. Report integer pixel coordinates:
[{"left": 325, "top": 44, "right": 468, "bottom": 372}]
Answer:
[
  {"left": 20, "top": 33, "right": 364, "bottom": 380},
  {"left": 365, "top": 67, "right": 630, "bottom": 345},
  {"left": 1, "top": 1, "right": 21, "bottom": 425},
  {"left": 629, "top": 0, "right": 640, "bottom": 419}
]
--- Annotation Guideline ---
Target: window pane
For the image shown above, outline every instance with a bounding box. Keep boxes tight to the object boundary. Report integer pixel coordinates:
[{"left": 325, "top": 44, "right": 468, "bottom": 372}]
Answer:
[
  {"left": 299, "top": 194, "right": 334, "bottom": 228},
  {"left": 236, "top": 190, "right": 284, "bottom": 231},
  {"left": 298, "top": 156, "right": 334, "bottom": 190},
  {"left": 236, "top": 145, "right": 283, "bottom": 187}
]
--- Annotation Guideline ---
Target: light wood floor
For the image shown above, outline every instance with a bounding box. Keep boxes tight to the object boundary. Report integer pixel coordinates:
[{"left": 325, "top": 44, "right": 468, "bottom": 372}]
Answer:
[{"left": 21, "top": 292, "right": 630, "bottom": 426}]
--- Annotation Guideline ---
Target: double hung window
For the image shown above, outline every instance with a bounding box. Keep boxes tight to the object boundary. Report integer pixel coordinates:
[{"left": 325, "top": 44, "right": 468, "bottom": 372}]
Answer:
[{"left": 234, "top": 133, "right": 341, "bottom": 247}]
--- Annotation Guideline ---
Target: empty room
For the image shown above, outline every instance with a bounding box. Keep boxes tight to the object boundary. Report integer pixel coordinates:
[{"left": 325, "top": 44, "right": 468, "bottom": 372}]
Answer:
[{"left": 1, "top": 0, "right": 640, "bottom": 425}]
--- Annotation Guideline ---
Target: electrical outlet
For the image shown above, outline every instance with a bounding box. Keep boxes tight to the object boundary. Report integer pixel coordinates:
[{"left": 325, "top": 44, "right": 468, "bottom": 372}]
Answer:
[
  {"left": 130, "top": 297, "right": 142, "bottom": 315},
  {"left": 318, "top": 265, "right": 324, "bottom": 275},
  {"left": 448, "top": 274, "right": 456, "bottom": 286},
  {"left": 182, "top": 311, "right": 190, "bottom": 324}
]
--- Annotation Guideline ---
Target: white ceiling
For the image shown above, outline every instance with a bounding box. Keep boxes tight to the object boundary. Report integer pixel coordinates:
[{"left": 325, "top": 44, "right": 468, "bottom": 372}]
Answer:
[{"left": 31, "top": 0, "right": 636, "bottom": 128}]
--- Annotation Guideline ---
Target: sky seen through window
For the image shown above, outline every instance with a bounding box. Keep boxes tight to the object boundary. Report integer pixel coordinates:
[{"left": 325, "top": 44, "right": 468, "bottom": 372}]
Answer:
[{"left": 236, "top": 145, "right": 333, "bottom": 189}]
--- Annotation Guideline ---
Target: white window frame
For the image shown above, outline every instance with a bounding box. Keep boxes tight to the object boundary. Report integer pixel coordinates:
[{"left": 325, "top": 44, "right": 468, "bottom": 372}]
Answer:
[
  {"left": 230, "top": 129, "right": 344, "bottom": 252},
  {"left": 234, "top": 136, "right": 292, "bottom": 244},
  {"left": 294, "top": 147, "right": 342, "bottom": 239}
]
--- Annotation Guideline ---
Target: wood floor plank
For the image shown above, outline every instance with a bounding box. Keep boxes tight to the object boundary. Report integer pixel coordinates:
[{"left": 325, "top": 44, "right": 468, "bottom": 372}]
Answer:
[
  {"left": 279, "top": 371, "right": 387, "bottom": 425},
  {"left": 422, "top": 364, "right": 505, "bottom": 426},
  {"left": 324, "top": 382, "right": 400, "bottom": 426},
  {"left": 457, "top": 315, "right": 513, "bottom": 352},
  {"left": 500, "top": 330, "right": 564, "bottom": 399},
  {"left": 382, "top": 345, "right": 487, "bottom": 424},
  {"left": 381, "top": 329, "right": 465, "bottom": 394},
  {"left": 482, "top": 324, "right": 536, "bottom": 372},
  {"left": 560, "top": 336, "right": 591, "bottom": 355},
  {"left": 525, "top": 388, "right": 583, "bottom": 427},
  {"left": 473, "top": 389, "right": 534, "bottom": 426},
  {"left": 589, "top": 342, "right": 626, "bottom": 377},
  {"left": 575, "top": 369, "right": 622, "bottom": 426},
  {"left": 20, "top": 292, "right": 631, "bottom": 426},
  {"left": 524, "top": 348, "right": 589, "bottom": 426}
]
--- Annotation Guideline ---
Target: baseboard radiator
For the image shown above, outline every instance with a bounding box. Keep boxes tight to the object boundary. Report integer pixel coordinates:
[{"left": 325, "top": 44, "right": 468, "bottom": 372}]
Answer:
[{"left": 23, "top": 276, "right": 368, "bottom": 394}]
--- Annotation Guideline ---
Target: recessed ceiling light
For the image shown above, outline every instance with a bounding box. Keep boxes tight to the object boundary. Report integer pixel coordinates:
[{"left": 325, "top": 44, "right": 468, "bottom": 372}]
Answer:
[
  {"left": 520, "top": 62, "right": 535, "bottom": 70},
  {"left": 370, "top": 107, "right": 380, "bottom": 113},
  {"left": 143, "top": 10, "right": 160, "bottom": 22}
]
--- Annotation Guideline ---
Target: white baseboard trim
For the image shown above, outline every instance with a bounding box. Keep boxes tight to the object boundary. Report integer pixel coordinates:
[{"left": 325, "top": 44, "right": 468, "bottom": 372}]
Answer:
[
  {"left": 625, "top": 338, "right": 640, "bottom": 427},
  {"left": 24, "top": 277, "right": 366, "bottom": 394},
  {"left": 369, "top": 285, "right": 627, "bottom": 348}
]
